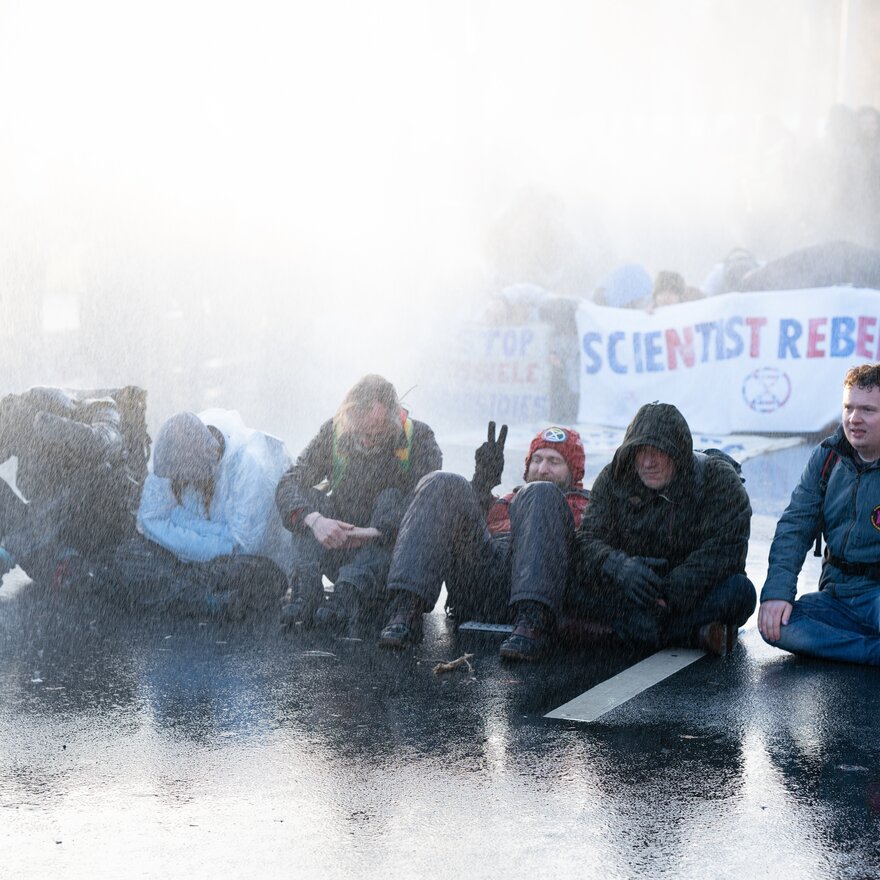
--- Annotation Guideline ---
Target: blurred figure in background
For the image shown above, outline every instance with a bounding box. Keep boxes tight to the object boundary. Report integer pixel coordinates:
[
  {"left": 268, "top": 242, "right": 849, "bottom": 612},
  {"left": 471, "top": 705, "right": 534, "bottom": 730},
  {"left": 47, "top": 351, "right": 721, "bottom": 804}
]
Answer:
[
  {"left": 114, "top": 408, "right": 292, "bottom": 617},
  {"left": 276, "top": 374, "right": 442, "bottom": 631},
  {"left": 701, "top": 247, "right": 763, "bottom": 296},
  {"left": 593, "top": 263, "right": 653, "bottom": 309},
  {"left": 0, "top": 386, "right": 148, "bottom": 590},
  {"left": 651, "top": 270, "right": 704, "bottom": 308}
]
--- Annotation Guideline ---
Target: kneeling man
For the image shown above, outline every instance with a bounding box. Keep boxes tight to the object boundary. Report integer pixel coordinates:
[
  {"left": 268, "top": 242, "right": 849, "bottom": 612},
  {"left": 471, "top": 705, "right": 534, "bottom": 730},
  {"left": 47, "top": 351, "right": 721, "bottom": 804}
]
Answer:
[
  {"left": 575, "top": 402, "right": 755, "bottom": 654},
  {"left": 379, "top": 423, "right": 588, "bottom": 661}
]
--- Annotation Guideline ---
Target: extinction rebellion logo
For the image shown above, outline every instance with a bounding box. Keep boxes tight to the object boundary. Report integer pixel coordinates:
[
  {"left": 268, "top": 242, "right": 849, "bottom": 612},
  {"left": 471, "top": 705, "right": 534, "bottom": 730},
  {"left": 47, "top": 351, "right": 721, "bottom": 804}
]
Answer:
[
  {"left": 871, "top": 505, "right": 880, "bottom": 531},
  {"left": 742, "top": 367, "right": 792, "bottom": 413},
  {"left": 542, "top": 427, "right": 568, "bottom": 442}
]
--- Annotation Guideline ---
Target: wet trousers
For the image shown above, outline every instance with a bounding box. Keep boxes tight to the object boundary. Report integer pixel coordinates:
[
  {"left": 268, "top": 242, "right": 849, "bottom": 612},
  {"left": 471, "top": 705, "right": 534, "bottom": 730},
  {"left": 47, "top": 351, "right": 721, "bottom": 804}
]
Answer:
[
  {"left": 112, "top": 535, "right": 289, "bottom": 615},
  {"left": 768, "top": 587, "right": 880, "bottom": 666},
  {"left": 0, "top": 477, "right": 129, "bottom": 583},
  {"left": 577, "top": 572, "right": 757, "bottom": 649},
  {"left": 288, "top": 495, "right": 397, "bottom": 612},
  {"left": 386, "top": 473, "right": 574, "bottom": 620}
]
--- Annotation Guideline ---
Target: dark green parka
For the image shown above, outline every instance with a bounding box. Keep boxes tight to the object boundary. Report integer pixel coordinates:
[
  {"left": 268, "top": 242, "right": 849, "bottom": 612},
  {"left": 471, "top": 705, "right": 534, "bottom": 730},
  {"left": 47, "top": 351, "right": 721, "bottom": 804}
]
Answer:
[{"left": 576, "top": 402, "right": 751, "bottom": 614}]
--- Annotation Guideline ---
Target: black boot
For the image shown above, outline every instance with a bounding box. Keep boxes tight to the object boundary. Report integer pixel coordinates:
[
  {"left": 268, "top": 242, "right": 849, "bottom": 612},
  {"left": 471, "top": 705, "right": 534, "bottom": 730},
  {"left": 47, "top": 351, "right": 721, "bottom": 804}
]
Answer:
[
  {"left": 313, "top": 581, "right": 361, "bottom": 630},
  {"left": 499, "top": 600, "right": 554, "bottom": 662},
  {"left": 280, "top": 580, "right": 325, "bottom": 627},
  {"left": 378, "top": 592, "right": 427, "bottom": 649}
]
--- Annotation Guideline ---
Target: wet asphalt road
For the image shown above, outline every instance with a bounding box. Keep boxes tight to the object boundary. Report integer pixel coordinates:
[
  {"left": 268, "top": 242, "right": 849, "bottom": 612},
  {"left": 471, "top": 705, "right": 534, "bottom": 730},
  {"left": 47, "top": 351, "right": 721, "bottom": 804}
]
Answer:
[{"left": 1, "top": 444, "right": 879, "bottom": 880}]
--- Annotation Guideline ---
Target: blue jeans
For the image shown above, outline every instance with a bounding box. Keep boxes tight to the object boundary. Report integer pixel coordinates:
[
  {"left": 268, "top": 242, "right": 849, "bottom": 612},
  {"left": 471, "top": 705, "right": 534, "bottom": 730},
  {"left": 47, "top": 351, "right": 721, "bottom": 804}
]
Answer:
[{"left": 768, "top": 588, "right": 880, "bottom": 666}]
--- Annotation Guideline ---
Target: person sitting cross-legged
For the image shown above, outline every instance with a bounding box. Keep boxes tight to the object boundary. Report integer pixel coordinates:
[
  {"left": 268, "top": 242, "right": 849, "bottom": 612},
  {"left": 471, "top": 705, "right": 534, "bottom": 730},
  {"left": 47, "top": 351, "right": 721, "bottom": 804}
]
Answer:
[
  {"left": 758, "top": 363, "right": 880, "bottom": 665},
  {"left": 275, "top": 375, "right": 442, "bottom": 631},
  {"left": 574, "top": 402, "right": 756, "bottom": 656}
]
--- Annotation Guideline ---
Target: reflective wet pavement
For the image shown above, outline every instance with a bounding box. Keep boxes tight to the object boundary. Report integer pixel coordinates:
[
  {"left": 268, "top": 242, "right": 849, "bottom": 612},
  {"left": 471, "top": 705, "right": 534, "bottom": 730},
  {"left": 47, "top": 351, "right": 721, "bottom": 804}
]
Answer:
[{"left": 2, "top": 445, "right": 879, "bottom": 879}]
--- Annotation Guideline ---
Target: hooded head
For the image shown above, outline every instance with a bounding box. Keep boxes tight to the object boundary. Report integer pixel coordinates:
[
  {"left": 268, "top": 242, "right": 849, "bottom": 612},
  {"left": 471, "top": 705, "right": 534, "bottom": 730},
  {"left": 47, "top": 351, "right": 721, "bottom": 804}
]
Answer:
[
  {"left": 613, "top": 403, "right": 693, "bottom": 490},
  {"left": 523, "top": 426, "right": 585, "bottom": 489},
  {"left": 596, "top": 263, "right": 652, "bottom": 309},
  {"left": 153, "top": 411, "right": 222, "bottom": 482}
]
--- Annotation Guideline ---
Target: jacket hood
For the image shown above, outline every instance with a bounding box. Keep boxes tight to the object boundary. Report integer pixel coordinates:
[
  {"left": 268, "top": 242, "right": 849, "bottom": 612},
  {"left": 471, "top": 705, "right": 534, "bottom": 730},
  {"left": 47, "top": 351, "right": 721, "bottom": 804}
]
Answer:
[{"left": 613, "top": 402, "right": 693, "bottom": 482}]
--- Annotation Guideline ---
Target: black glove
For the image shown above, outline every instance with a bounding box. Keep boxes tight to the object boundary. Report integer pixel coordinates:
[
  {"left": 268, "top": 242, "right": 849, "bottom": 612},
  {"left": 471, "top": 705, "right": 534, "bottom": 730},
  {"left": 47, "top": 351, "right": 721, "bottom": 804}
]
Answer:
[
  {"left": 602, "top": 550, "right": 664, "bottom": 609},
  {"left": 472, "top": 421, "right": 508, "bottom": 494}
]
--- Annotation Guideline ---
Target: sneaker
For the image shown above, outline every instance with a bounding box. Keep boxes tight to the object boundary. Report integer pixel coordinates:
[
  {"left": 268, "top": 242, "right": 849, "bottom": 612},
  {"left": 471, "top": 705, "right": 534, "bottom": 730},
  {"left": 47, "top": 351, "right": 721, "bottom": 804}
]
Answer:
[
  {"left": 313, "top": 581, "right": 361, "bottom": 629},
  {"left": 378, "top": 593, "right": 426, "bottom": 649},
  {"left": 696, "top": 621, "right": 730, "bottom": 656},
  {"left": 499, "top": 601, "right": 553, "bottom": 662}
]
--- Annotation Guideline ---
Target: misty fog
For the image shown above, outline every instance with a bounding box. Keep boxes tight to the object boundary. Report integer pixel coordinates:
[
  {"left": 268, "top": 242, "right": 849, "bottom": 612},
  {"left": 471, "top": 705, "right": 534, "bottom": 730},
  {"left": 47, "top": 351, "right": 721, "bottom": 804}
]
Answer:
[{"left": 0, "top": 0, "right": 873, "bottom": 452}]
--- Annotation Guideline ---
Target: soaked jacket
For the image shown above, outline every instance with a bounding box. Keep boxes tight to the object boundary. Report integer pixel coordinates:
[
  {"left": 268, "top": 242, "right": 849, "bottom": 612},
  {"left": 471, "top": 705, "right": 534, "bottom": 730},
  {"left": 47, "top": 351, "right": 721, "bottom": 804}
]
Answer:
[
  {"left": 275, "top": 414, "right": 442, "bottom": 538},
  {"left": 139, "top": 409, "right": 294, "bottom": 567},
  {"left": 576, "top": 402, "right": 751, "bottom": 614},
  {"left": 762, "top": 426, "right": 880, "bottom": 602}
]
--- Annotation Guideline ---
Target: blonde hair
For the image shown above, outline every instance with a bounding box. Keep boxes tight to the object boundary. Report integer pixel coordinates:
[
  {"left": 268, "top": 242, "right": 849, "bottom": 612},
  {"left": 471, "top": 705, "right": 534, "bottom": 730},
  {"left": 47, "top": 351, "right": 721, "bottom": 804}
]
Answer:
[{"left": 333, "top": 374, "right": 401, "bottom": 438}]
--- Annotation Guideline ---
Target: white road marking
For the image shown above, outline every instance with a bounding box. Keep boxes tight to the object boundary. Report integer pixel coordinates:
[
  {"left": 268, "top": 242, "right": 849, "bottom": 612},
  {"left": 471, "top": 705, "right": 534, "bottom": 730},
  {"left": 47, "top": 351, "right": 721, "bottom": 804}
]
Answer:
[
  {"left": 458, "top": 621, "right": 515, "bottom": 634},
  {"left": 544, "top": 647, "right": 706, "bottom": 723}
]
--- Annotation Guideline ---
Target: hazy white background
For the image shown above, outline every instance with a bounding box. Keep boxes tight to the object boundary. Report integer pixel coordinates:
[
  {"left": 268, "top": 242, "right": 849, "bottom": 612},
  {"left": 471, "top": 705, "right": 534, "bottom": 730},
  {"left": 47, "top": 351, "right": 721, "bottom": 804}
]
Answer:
[{"left": 0, "top": 0, "right": 870, "bottom": 449}]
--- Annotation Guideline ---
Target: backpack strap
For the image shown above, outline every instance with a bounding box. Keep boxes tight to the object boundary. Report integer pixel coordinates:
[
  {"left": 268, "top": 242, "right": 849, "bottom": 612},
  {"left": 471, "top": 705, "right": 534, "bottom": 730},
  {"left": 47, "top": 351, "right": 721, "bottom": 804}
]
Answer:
[
  {"left": 813, "top": 449, "right": 839, "bottom": 557},
  {"left": 692, "top": 450, "right": 708, "bottom": 496},
  {"left": 692, "top": 448, "right": 744, "bottom": 497}
]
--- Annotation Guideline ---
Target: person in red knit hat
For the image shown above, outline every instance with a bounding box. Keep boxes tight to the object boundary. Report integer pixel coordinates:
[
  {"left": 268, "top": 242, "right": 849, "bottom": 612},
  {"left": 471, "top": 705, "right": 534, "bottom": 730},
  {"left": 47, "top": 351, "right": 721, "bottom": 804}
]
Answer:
[{"left": 378, "top": 422, "right": 589, "bottom": 661}]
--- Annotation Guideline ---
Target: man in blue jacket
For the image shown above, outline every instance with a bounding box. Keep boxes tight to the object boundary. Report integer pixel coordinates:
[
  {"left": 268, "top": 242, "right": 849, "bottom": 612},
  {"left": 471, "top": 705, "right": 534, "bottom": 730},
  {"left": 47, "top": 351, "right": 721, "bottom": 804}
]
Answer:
[{"left": 759, "top": 363, "right": 880, "bottom": 665}]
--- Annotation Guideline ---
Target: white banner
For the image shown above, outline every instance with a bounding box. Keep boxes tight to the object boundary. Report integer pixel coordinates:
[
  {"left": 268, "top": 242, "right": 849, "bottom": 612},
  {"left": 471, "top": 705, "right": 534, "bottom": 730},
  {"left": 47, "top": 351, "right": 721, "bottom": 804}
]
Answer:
[
  {"left": 441, "top": 323, "right": 552, "bottom": 424},
  {"left": 576, "top": 287, "right": 880, "bottom": 433}
]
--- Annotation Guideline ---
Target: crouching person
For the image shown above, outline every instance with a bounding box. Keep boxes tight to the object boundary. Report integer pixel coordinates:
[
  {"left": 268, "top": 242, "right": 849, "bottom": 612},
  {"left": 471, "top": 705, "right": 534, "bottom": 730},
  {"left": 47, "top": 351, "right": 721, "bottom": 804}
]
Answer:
[
  {"left": 379, "top": 423, "right": 589, "bottom": 661},
  {"left": 114, "top": 409, "right": 292, "bottom": 616},
  {"left": 575, "top": 402, "right": 755, "bottom": 655},
  {"left": 758, "top": 364, "right": 880, "bottom": 665},
  {"left": 0, "top": 386, "right": 146, "bottom": 589},
  {"left": 275, "top": 375, "right": 442, "bottom": 630}
]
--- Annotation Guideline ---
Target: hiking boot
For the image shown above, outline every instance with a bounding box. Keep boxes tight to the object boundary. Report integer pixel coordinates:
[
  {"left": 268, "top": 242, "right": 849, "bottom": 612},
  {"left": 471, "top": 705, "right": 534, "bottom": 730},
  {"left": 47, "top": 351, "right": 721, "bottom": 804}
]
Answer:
[
  {"left": 499, "top": 601, "right": 553, "bottom": 662},
  {"left": 313, "top": 581, "right": 361, "bottom": 630},
  {"left": 280, "top": 593, "right": 323, "bottom": 627},
  {"left": 696, "top": 621, "right": 730, "bottom": 656},
  {"left": 378, "top": 592, "right": 426, "bottom": 649}
]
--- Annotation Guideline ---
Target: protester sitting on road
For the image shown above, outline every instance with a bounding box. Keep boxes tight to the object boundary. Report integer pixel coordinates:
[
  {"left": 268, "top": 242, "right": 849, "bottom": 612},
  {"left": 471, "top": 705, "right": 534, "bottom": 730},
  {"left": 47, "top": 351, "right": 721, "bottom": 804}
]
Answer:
[
  {"left": 758, "top": 364, "right": 880, "bottom": 665},
  {"left": 114, "top": 408, "right": 292, "bottom": 616},
  {"left": 276, "top": 374, "right": 442, "bottom": 631},
  {"left": 378, "top": 423, "right": 589, "bottom": 661},
  {"left": 0, "top": 386, "right": 147, "bottom": 590},
  {"left": 575, "top": 402, "right": 755, "bottom": 655}
]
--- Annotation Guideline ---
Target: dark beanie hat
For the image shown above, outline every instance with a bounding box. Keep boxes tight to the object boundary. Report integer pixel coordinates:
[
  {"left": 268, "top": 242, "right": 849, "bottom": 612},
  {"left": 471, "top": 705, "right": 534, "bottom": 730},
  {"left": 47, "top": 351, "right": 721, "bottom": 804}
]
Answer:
[
  {"left": 153, "top": 412, "right": 221, "bottom": 481},
  {"left": 524, "top": 426, "right": 586, "bottom": 487}
]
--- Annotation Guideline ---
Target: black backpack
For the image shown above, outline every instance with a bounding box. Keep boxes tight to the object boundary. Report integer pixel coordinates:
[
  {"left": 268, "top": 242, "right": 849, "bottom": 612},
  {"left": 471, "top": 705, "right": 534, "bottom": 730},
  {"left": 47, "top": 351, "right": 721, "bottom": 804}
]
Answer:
[
  {"left": 693, "top": 447, "right": 745, "bottom": 492},
  {"left": 89, "top": 385, "right": 151, "bottom": 515}
]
